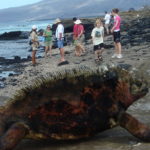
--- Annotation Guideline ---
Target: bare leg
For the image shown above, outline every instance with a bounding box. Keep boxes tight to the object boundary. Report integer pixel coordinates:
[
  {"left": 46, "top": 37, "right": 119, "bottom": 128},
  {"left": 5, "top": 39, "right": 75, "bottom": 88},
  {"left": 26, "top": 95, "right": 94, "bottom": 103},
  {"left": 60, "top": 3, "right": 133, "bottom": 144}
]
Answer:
[
  {"left": 98, "top": 48, "right": 104, "bottom": 56},
  {"left": 105, "top": 24, "right": 109, "bottom": 35},
  {"left": 49, "top": 45, "right": 52, "bottom": 57},
  {"left": 95, "top": 50, "right": 99, "bottom": 60},
  {"left": 119, "top": 113, "right": 150, "bottom": 142},
  {"left": 45, "top": 46, "right": 49, "bottom": 57},
  {"left": 97, "top": 49, "right": 103, "bottom": 61},
  {"left": 60, "top": 48, "right": 65, "bottom": 61},
  {"left": 114, "top": 42, "right": 118, "bottom": 54},
  {"left": 0, "top": 122, "right": 29, "bottom": 150},
  {"left": 75, "top": 45, "right": 81, "bottom": 56},
  {"left": 32, "top": 50, "right": 36, "bottom": 64},
  {"left": 78, "top": 46, "right": 82, "bottom": 56},
  {"left": 75, "top": 45, "right": 79, "bottom": 56},
  {"left": 116, "top": 42, "right": 122, "bottom": 55},
  {"left": 79, "top": 44, "right": 85, "bottom": 53}
]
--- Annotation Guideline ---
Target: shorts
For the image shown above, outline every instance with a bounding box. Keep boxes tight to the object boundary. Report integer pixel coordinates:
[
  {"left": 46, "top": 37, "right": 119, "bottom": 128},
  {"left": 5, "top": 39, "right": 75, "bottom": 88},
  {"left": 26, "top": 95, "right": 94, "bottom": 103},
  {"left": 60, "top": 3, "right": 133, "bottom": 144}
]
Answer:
[
  {"left": 105, "top": 24, "right": 109, "bottom": 29},
  {"left": 45, "top": 41, "right": 52, "bottom": 47},
  {"left": 74, "top": 34, "right": 85, "bottom": 46},
  {"left": 31, "top": 43, "right": 38, "bottom": 51},
  {"left": 93, "top": 43, "right": 104, "bottom": 51},
  {"left": 57, "top": 40, "right": 64, "bottom": 49},
  {"left": 113, "top": 31, "right": 121, "bottom": 43}
]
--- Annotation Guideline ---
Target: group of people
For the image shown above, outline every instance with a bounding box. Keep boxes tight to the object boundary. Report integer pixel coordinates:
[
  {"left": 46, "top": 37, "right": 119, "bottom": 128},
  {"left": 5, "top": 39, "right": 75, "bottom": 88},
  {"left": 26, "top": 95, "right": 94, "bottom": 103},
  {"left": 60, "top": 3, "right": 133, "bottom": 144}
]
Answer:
[{"left": 30, "top": 8, "right": 122, "bottom": 66}]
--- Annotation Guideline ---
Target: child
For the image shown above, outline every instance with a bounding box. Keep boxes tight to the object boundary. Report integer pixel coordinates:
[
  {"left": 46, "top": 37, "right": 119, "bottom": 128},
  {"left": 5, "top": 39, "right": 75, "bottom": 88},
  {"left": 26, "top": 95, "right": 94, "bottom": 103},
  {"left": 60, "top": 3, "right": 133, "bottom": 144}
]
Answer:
[
  {"left": 91, "top": 19, "right": 104, "bottom": 62},
  {"left": 111, "top": 8, "right": 122, "bottom": 59}
]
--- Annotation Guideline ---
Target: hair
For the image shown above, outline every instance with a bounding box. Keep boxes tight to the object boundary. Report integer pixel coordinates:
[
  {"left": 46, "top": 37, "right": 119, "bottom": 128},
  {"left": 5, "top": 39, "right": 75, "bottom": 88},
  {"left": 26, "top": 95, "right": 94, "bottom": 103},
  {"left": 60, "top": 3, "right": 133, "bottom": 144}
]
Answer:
[
  {"left": 47, "top": 25, "right": 51, "bottom": 29},
  {"left": 73, "top": 17, "right": 77, "bottom": 21},
  {"left": 30, "top": 29, "right": 38, "bottom": 34},
  {"left": 95, "top": 19, "right": 103, "bottom": 27},
  {"left": 112, "top": 8, "right": 119, "bottom": 14}
]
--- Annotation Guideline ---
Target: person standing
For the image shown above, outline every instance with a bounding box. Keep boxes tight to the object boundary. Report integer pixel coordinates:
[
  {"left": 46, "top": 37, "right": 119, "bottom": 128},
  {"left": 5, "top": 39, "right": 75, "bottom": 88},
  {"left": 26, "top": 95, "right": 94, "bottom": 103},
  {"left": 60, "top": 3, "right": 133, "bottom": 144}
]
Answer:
[
  {"left": 73, "top": 19, "right": 85, "bottom": 56},
  {"left": 111, "top": 8, "right": 122, "bottom": 59},
  {"left": 30, "top": 25, "right": 39, "bottom": 65},
  {"left": 55, "top": 18, "right": 66, "bottom": 62},
  {"left": 43, "top": 25, "right": 53, "bottom": 57},
  {"left": 91, "top": 19, "right": 105, "bottom": 62},
  {"left": 104, "top": 11, "right": 111, "bottom": 35}
]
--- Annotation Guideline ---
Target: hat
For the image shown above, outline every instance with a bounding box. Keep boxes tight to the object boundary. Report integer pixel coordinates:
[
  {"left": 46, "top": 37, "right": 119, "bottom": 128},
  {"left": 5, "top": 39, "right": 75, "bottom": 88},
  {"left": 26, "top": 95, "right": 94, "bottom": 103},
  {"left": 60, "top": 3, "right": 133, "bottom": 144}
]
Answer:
[
  {"left": 32, "top": 25, "right": 37, "bottom": 30},
  {"left": 47, "top": 25, "right": 51, "bottom": 28},
  {"left": 73, "top": 17, "right": 77, "bottom": 21},
  {"left": 74, "top": 19, "right": 82, "bottom": 24},
  {"left": 55, "top": 18, "right": 61, "bottom": 24}
]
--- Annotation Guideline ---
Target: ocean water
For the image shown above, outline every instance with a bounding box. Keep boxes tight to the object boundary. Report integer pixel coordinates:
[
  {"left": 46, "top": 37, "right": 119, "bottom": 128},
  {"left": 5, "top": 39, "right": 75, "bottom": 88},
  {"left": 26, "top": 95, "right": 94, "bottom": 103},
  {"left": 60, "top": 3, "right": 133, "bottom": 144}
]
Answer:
[
  {"left": 0, "top": 20, "right": 54, "bottom": 79},
  {"left": 0, "top": 20, "right": 54, "bottom": 34},
  {"left": 0, "top": 20, "right": 55, "bottom": 59},
  {"left": 0, "top": 39, "right": 31, "bottom": 59}
]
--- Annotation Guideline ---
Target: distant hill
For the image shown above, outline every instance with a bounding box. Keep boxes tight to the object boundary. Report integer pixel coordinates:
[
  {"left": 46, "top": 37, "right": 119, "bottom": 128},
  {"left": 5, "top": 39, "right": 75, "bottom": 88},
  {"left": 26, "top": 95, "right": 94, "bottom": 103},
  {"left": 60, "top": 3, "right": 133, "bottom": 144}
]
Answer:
[{"left": 0, "top": 0, "right": 150, "bottom": 22}]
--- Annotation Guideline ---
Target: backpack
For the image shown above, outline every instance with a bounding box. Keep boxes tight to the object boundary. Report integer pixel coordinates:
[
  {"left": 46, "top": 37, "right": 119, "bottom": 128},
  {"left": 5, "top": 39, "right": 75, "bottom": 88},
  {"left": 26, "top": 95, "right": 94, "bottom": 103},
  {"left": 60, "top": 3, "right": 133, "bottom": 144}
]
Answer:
[{"left": 29, "top": 40, "right": 33, "bottom": 45}]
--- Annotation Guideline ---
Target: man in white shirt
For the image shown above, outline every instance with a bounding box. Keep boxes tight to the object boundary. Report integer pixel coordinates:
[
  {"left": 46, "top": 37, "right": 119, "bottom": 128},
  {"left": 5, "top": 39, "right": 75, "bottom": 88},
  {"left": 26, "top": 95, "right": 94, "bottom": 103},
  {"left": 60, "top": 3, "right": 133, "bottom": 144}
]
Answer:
[
  {"left": 55, "top": 18, "right": 66, "bottom": 62},
  {"left": 104, "top": 11, "right": 111, "bottom": 35}
]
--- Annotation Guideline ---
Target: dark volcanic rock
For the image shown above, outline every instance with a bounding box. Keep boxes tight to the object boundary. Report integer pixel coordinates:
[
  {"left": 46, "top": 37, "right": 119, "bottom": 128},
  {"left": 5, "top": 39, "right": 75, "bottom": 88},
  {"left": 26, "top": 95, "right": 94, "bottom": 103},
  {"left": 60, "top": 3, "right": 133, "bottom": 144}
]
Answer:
[
  {"left": 14, "top": 56, "right": 21, "bottom": 62},
  {"left": 0, "top": 57, "right": 5, "bottom": 62},
  {"left": 62, "top": 19, "right": 95, "bottom": 40},
  {"left": 121, "top": 9, "right": 150, "bottom": 45},
  {"left": 0, "top": 57, "right": 30, "bottom": 65},
  {"left": 0, "top": 31, "right": 29, "bottom": 40}
]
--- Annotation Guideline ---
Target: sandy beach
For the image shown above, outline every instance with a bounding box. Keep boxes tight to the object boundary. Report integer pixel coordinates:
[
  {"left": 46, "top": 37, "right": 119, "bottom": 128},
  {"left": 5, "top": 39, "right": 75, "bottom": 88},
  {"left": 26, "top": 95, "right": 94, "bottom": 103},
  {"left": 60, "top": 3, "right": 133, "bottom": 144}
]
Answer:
[{"left": 0, "top": 8, "right": 150, "bottom": 150}]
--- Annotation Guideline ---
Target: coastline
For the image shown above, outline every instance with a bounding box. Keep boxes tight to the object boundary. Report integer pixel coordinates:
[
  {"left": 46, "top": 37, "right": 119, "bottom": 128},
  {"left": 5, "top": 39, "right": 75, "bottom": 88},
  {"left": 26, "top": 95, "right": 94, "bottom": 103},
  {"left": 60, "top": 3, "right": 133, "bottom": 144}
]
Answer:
[
  {"left": 0, "top": 34, "right": 149, "bottom": 101},
  {"left": 0, "top": 8, "right": 150, "bottom": 150},
  {"left": 0, "top": 7, "right": 150, "bottom": 100},
  {"left": 0, "top": 37, "right": 150, "bottom": 150}
]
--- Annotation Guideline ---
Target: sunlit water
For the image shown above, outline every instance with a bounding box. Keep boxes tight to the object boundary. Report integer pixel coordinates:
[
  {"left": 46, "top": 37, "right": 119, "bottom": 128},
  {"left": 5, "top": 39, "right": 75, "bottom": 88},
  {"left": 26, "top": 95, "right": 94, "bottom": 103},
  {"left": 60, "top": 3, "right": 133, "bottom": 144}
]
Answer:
[
  {"left": 0, "top": 20, "right": 54, "bottom": 78},
  {"left": 0, "top": 20, "right": 54, "bottom": 34}
]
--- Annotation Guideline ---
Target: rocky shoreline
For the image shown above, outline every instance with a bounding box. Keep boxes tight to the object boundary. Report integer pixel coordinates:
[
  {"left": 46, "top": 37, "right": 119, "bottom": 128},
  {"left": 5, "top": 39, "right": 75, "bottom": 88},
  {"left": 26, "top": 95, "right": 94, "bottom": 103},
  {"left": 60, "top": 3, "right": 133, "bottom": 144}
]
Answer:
[
  {"left": 0, "top": 8, "right": 150, "bottom": 95},
  {"left": 0, "top": 8, "right": 150, "bottom": 150}
]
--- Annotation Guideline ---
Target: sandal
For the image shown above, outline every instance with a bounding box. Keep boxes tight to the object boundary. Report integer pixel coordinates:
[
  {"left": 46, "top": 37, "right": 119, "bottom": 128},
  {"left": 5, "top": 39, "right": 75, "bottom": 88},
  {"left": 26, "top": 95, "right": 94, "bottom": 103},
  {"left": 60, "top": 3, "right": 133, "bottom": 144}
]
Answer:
[
  {"left": 95, "top": 58, "right": 100, "bottom": 62},
  {"left": 58, "top": 60, "right": 69, "bottom": 66},
  {"left": 98, "top": 55, "right": 103, "bottom": 61}
]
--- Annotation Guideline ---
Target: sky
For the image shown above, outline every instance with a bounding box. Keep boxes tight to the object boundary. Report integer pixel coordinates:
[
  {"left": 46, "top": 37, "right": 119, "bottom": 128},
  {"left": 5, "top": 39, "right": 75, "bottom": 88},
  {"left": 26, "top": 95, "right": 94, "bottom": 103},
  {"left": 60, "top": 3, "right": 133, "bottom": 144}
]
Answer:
[{"left": 0, "top": 0, "right": 42, "bottom": 9}]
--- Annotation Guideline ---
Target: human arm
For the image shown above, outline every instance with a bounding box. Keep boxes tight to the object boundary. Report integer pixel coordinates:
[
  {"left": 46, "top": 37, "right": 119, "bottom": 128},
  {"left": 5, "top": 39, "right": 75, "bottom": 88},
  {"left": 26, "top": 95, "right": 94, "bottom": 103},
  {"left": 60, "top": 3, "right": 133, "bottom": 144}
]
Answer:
[
  {"left": 59, "top": 33, "right": 62, "bottom": 40},
  {"left": 78, "top": 25, "right": 84, "bottom": 38},
  {"left": 102, "top": 27, "right": 105, "bottom": 38},
  {"left": 31, "top": 32, "right": 39, "bottom": 45},
  {"left": 104, "top": 15, "right": 107, "bottom": 21},
  {"left": 91, "top": 29, "right": 95, "bottom": 43},
  {"left": 57, "top": 25, "right": 64, "bottom": 40},
  {"left": 73, "top": 25, "right": 77, "bottom": 40},
  {"left": 111, "top": 16, "right": 119, "bottom": 33},
  {"left": 43, "top": 31, "right": 47, "bottom": 37}
]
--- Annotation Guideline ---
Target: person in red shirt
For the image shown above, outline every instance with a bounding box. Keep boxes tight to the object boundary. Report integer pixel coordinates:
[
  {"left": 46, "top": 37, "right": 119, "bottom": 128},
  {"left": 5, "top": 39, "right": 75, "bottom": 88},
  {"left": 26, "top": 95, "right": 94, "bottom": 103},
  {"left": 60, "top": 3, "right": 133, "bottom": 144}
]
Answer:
[{"left": 73, "top": 19, "right": 85, "bottom": 56}]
